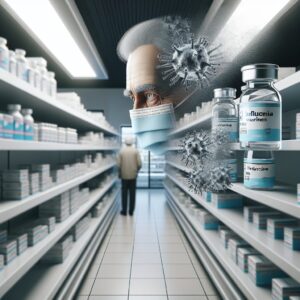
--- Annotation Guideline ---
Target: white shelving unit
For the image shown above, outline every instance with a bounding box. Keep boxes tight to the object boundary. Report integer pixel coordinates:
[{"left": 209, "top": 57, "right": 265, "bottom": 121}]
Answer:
[
  {"left": 0, "top": 163, "right": 116, "bottom": 223},
  {"left": 166, "top": 173, "right": 300, "bottom": 283},
  {"left": 0, "top": 69, "right": 118, "bottom": 135},
  {"left": 4, "top": 189, "right": 120, "bottom": 300},
  {"left": 0, "top": 179, "right": 118, "bottom": 298},
  {"left": 0, "top": 66, "right": 121, "bottom": 298},
  {"left": 165, "top": 70, "right": 300, "bottom": 300},
  {"left": 0, "top": 139, "right": 119, "bottom": 151},
  {"left": 165, "top": 184, "right": 271, "bottom": 300}
]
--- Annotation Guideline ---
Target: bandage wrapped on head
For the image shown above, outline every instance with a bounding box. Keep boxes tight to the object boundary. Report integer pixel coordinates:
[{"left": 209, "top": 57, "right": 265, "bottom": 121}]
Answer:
[{"left": 118, "top": 18, "right": 187, "bottom": 155}]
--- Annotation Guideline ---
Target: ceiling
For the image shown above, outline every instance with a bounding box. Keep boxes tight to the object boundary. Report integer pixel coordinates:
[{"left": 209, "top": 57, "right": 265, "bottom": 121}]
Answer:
[{"left": 0, "top": 0, "right": 300, "bottom": 104}]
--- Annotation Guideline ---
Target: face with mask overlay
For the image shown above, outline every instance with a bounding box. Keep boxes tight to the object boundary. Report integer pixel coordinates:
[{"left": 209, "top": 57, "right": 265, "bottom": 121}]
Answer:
[{"left": 118, "top": 19, "right": 187, "bottom": 155}]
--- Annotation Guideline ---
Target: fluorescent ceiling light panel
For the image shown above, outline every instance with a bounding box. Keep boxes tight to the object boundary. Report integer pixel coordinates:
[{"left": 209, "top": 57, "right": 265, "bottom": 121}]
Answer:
[
  {"left": 4, "top": 0, "right": 97, "bottom": 78},
  {"left": 215, "top": 0, "right": 291, "bottom": 60}
]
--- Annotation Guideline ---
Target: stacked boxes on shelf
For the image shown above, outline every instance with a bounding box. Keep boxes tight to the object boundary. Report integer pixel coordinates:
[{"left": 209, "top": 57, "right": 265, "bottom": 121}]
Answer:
[
  {"left": 272, "top": 278, "right": 300, "bottom": 300},
  {"left": 72, "top": 214, "right": 92, "bottom": 241},
  {"left": 41, "top": 234, "right": 73, "bottom": 264},
  {"left": 284, "top": 227, "right": 300, "bottom": 251},
  {"left": 212, "top": 192, "right": 243, "bottom": 209},
  {"left": 2, "top": 169, "right": 29, "bottom": 200},
  {"left": 0, "top": 240, "right": 17, "bottom": 265}
]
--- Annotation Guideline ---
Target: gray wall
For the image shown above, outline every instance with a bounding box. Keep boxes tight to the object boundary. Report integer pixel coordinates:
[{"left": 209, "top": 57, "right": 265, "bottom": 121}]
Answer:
[{"left": 59, "top": 88, "right": 132, "bottom": 131}]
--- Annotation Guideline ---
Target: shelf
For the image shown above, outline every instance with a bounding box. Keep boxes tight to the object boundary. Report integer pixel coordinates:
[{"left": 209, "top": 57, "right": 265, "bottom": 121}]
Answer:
[
  {"left": 169, "top": 113, "right": 211, "bottom": 137},
  {"left": 166, "top": 146, "right": 180, "bottom": 151},
  {"left": 230, "top": 140, "right": 300, "bottom": 151},
  {"left": 0, "top": 163, "right": 116, "bottom": 223},
  {"left": 0, "top": 179, "right": 118, "bottom": 298},
  {"left": 0, "top": 69, "right": 118, "bottom": 135},
  {"left": 166, "top": 174, "right": 300, "bottom": 283},
  {"left": 165, "top": 184, "right": 271, "bottom": 300},
  {"left": 3, "top": 188, "right": 120, "bottom": 300},
  {"left": 165, "top": 160, "right": 300, "bottom": 218},
  {"left": 0, "top": 139, "right": 119, "bottom": 151}
]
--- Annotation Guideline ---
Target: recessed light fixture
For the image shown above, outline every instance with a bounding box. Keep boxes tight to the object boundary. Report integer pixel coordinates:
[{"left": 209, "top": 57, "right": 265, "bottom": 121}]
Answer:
[
  {"left": 2, "top": 0, "right": 106, "bottom": 79},
  {"left": 215, "top": 0, "right": 294, "bottom": 60}
]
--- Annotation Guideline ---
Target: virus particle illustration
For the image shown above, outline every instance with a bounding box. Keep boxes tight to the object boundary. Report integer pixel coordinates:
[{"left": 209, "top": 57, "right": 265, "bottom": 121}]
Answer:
[
  {"left": 208, "top": 164, "right": 232, "bottom": 192},
  {"left": 187, "top": 167, "right": 208, "bottom": 194},
  {"left": 179, "top": 130, "right": 211, "bottom": 167},
  {"left": 158, "top": 16, "right": 223, "bottom": 90}
]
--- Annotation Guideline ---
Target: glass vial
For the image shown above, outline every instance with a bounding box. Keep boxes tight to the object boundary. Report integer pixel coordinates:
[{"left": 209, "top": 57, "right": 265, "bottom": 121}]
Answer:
[
  {"left": 8, "top": 104, "right": 24, "bottom": 140},
  {"left": 21, "top": 108, "right": 34, "bottom": 141},
  {"left": 47, "top": 71, "right": 57, "bottom": 97},
  {"left": 239, "top": 64, "right": 281, "bottom": 150},
  {"left": 9, "top": 50, "right": 17, "bottom": 76},
  {"left": 244, "top": 150, "right": 275, "bottom": 189},
  {"left": 212, "top": 87, "right": 238, "bottom": 142}
]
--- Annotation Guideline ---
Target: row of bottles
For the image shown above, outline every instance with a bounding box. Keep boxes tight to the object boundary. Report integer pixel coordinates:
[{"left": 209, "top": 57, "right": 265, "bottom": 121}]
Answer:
[{"left": 211, "top": 64, "right": 280, "bottom": 190}]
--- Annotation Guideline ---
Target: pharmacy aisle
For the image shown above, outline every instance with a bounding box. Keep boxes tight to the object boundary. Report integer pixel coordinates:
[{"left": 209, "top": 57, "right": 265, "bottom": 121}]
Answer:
[{"left": 75, "top": 189, "right": 219, "bottom": 300}]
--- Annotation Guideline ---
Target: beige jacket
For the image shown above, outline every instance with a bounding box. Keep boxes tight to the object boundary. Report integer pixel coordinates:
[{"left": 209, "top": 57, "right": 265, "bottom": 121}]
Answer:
[{"left": 117, "top": 146, "right": 142, "bottom": 180}]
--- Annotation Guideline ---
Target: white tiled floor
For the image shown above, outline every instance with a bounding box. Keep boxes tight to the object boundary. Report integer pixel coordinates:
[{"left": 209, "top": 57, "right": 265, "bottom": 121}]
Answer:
[{"left": 76, "top": 189, "right": 220, "bottom": 300}]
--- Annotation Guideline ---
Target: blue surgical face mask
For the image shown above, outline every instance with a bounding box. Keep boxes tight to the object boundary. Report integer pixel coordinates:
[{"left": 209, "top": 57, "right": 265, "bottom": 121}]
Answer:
[{"left": 130, "top": 103, "right": 174, "bottom": 154}]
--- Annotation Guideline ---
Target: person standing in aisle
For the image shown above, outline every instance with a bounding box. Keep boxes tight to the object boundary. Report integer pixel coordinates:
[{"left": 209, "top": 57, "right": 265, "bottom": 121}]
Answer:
[{"left": 117, "top": 136, "right": 142, "bottom": 216}]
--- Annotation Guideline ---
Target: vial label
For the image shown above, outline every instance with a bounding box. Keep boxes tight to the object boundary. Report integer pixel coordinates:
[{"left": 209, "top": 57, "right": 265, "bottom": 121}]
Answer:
[
  {"left": 3, "top": 118, "right": 13, "bottom": 139},
  {"left": 24, "top": 120, "right": 34, "bottom": 140},
  {"left": 244, "top": 158, "right": 275, "bottom": 189},
  {"left": 224, "top": 158, "right": 238, "bottom": 182},
  {"left": 14, "top": 117, "right": 24, "bottom": 140},
  {"left": 0, "top": 49, "right": 9, "bottom": 71},
  {"left": 9, "top": 61, "right": 16, "bottom": 76},
  {"left": 212, "top": 117, "right": 238, "bottom": 142},
  {"left": 17, "top": 62, "right": 28, "bottom": 81},
  {"left": 239, "top": 102, "right": 281, "bottom": 142}
]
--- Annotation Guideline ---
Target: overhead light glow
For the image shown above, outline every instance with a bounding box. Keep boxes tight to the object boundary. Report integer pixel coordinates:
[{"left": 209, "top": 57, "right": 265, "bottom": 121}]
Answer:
[
  {"left": 215, "top": 0, "right": 291, "bottom": 60},
  {"left": 4, "top": 0, "right": 97, "bottom": 78}
]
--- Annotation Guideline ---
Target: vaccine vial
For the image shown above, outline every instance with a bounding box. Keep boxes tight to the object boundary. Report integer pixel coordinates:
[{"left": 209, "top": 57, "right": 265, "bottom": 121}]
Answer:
[
  {"left": 8, "top": 104, "right": 24, "bottom": 140},
  {"left": 9, "top": 50, "right": 17, "bottom": 76},
  {"left": 27, "top": 59, "right": 41, "bottom": 90},
  {"left": 21, "top": 108, "right": 34, "bottom": 141},
  {"left": 47, "top": 71, "right": 57, "bottom": 97},
  {"left": 2, "top": 114, "right": 13, "bottom": 139},
  {"left": 212, "top": 87, "right": 238, "bottom": 142},
  {"left": 36, "top": 58, "right": 49, "bottom": 94},
  {"left": 239, "top": 64, "right": 281, "bottom": 150},
  {"left": 0, "top": 37, "right": 9, "bottom": 71},
  {"left": 244, "top": 150, "right": 275, "bottom": 189},
  {"left": 15, "top": 49, "right": 29, "bottom": 81}
]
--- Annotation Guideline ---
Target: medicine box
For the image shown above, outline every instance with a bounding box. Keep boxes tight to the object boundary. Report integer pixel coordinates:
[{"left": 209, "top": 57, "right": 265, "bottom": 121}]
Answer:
[
  {"left": 284, "top": 227, "right": 300, "bottom": 250},
  {"left": 267, "top": 217, "right": 298, "bottom": 240},
  {"left": 272, "top": 277, "right": 300, "bottom": 300},
  {"left": 237, "top": 247, "right": 260, "bottom": 273},
  {"left": 228, "top": 237, "right": 249, "bottom": 263},
  {"left": 203, "top": 191, "right": 212, "bottom": 202},
  {"left": 212, "top": 192, "right": 243, "bottom": 209},
  {"left": 253, "top": 211, "right": 282, "bottom": 230},
  {"left": 243, "top": 206, "right": 270, "bottom": 223},
  {"left": 219, "top": 229, "right": 238, "bottom": 249},
  {"left": 198, "top": 211, "right": 219, "bottom": 230},
  {"left": 9, "top": 233, "right": 28, "bottom": 255},
  {"left": 0, "top": 240, "right": 17, "bottom": 265},
  {"left": 248, "top": 255, "right": 286, "bottom": 286}
]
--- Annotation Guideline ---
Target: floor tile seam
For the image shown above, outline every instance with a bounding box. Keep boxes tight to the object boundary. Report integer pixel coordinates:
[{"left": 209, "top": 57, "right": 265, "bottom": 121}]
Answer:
[
  {"left": 88, "top": 213, "right": 119, "bottom": 297},
  {"left": 127, "top": 217, "right": 137, "bottom": 299}
]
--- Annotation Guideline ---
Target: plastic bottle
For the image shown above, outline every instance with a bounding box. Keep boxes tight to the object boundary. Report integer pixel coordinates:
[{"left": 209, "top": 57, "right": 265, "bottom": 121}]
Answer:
[
  {"left": 244, "top": 150, "right": 275, "bottom": 189},
  {"left": 8, "top": 104, "right": 24, "bottom": 140},
  {"left": 15, "top": 49, "right": 28, "bottom": 81},
  {"left": 36, "top": 58, "right": 49, "bottom": 94},
  {"left": 212, "top": 87, "right": 238, "bottom": 142},
  {"left": 9, "top": 50, "right": 17, "bottom": 76},
  {"left": 27, "top": 59, "right": 41, "bottom": 90},
  {"left": 21, "top": 108, "right": 34, "bottom": 141},
  {"left": 239, "top": 64, "right": 281, "bottom": 150},
  {"left": 47, "top": 71, "right": 57, "bottom": 97},
  {"left": 0, "top": 37, "right": 9, "bottom": 71}
]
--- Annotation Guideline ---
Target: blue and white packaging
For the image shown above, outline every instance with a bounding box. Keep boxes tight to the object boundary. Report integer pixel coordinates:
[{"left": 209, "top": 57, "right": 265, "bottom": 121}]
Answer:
[
  {"left": 272, "top": 277, "right": 300, "bottom": 300},
  {"left": 2, "top": 114, "right": 13, "bottom": 139},
  {"left": 237, "top": 247, "right": 260, "bottom": 273},
  {"left": 244, "top": 156, "right": 275, "bottom": 189},
  {"left": 243, "top": 206, "right": 270, "bottom": 223},
  {"left": 212, "top": 192, "right": 243, "bottom": 209},
  {"left": 253, "top": 211, "right": 282, "bottom": 230},
  {"left": 248, "top": 255, "right": 286, "bottom": 287},
  {"left": 203, "top": 191, "right": 212, "bottom": 202},
  {"left": 198, "top": 211, "right": 219, "bottom": 230},
  {"left": 228, "top": 237, "right": 250, "bottom": 264},
  {"left": 219, "top": 228, "right": 238, "bottom": 249},
  {"left": 284, "top": 227, "right": 300, "bottom": 251},
  {"left": 267, "top": 217, "right": 298, "bottom": 240}
]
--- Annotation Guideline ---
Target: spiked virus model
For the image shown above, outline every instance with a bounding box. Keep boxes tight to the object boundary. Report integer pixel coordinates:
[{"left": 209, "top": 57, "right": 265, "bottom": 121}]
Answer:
[
  {"left": 187, "top": 167, "right": 208, "bottom": 194},
  {"left": 208, "top": 164, "right": 232, "bottom": 192},
  {"left": 158, "top": 17, "right": 223, "bottom": 89},
  {"left": 179, "top": 130, "right": 211, "bottom": 167}
]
